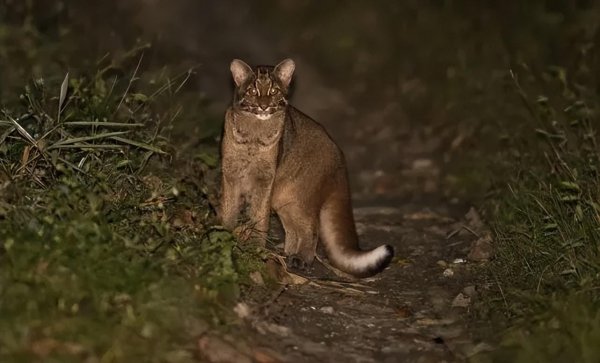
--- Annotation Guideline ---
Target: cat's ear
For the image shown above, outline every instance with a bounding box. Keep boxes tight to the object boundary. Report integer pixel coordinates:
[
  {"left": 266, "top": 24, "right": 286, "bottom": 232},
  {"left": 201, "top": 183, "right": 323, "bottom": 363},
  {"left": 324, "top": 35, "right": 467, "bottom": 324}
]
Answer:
[
  {"left": 230, "top": 59, "right": 254, "bottom": 87},
  {"left": 274, "top": 58, "right": 295, "bottom": 88}
]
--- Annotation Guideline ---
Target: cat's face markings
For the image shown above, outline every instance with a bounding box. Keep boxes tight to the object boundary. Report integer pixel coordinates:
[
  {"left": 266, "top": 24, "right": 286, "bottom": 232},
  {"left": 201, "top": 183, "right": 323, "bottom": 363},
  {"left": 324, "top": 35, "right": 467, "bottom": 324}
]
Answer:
[{"left": 230, "top": 59, "right": 295, "bottom": 118}]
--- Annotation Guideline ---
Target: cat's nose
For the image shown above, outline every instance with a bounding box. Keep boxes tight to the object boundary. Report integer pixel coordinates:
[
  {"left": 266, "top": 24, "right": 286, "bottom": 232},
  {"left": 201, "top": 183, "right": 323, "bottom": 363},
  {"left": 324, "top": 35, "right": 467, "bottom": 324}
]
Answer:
[{"left": 259, "top": 104, "right": 269, "bottom": 111}]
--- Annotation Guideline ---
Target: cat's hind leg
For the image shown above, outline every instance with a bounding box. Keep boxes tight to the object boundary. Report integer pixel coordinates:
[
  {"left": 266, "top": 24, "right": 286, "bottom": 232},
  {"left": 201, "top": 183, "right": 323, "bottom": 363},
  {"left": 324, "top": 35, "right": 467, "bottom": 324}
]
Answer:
[{"left": 275, "top": 203, "right": 319, "bottom": 270}]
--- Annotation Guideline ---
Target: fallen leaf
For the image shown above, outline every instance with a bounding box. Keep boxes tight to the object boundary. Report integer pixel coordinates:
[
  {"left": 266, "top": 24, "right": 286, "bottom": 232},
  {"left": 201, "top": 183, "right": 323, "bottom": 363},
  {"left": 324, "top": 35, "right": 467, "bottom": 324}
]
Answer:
[
  {"left": 198, "top": 334, "right": 252, "bottom": 363},
  {"left": 451, "top": 293, "right": 471, "bottom": 308},
  {"left": 395, "top": 258, "right": 412, "bottom": 267},
  {"left": 468, "top": 232, "right": 494, "bottom": 261},
  {"left": 58, "top": 72, "right": 69, "bottom": 115},
  {"left": 396, "top": 305, "right": 413, "bottom": 319},
  {"left": 404, "top": 210, "right": 453, "bottom": 223}
]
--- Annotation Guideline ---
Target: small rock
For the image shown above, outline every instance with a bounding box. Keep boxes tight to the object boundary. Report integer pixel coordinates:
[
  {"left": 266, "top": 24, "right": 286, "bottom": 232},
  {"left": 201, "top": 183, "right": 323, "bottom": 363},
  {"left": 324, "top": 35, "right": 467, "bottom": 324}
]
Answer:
[
  {"left": 442, "top": 268, "right": 454, "bottom": 277},
  {"left": 320, "top": 306, "right": 334, "bottom": 314},
  {"left": 468, "top": 232, "right": 494, "bottom": 261},
  {"left": 412, "top": 158, "right": 433, "bottom": 170},
  {"left": 451, "top": 293, "right": 471, "bottom": 308},
  {"left": 233, "top": 302, "right": 251, "bottom": 319},
  {"left": 249, "top": 271, "right": 264, "bottom": 286},
  {"left": 436, "top": 260, "right": 448, "bottom": 268},
  {"left": 452, "top": 258, "right": 466, "bottom": 264}
]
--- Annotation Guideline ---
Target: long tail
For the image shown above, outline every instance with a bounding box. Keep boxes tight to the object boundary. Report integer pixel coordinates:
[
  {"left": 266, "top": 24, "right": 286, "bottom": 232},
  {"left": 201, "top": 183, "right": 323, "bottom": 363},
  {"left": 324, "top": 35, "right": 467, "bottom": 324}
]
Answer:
[{"left": 319, "top": 192, "right": 394, "bottom": 278}]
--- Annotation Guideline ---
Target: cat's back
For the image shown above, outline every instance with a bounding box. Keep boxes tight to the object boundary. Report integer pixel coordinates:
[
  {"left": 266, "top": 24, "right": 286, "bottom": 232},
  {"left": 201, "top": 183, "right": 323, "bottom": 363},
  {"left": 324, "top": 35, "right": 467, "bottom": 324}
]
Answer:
[
  {"left": 287, "top": 106, "right": 337, "bottom": 146},
  {"left": 282, "top": 106, "right": 344, "bottom": 166}
]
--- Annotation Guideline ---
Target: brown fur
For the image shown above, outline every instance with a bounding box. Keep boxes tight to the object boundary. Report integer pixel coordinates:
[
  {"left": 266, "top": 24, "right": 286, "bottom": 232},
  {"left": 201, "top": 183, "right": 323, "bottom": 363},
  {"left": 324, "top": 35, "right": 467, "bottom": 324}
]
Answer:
[{"left": 219, "top": 59, "right": 393, "bottom": 277}]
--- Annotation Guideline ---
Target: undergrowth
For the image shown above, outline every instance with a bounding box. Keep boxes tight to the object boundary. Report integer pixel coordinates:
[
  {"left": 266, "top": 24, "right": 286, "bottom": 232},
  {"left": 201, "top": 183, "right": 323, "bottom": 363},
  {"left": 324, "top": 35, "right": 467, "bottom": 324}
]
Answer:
[
  {"left": 475, "top": 58, "right": 600, "bottom": 361},
  {"left": 0, "top": 11, "right": 265, "bottom": 362}
]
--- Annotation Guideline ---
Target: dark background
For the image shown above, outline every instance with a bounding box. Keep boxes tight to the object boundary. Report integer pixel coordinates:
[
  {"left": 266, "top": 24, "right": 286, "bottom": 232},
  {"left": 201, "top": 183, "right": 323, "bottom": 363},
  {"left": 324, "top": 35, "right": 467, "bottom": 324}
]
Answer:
[{"left": 3, "top": 1, "right": 599, "bottom": 200}]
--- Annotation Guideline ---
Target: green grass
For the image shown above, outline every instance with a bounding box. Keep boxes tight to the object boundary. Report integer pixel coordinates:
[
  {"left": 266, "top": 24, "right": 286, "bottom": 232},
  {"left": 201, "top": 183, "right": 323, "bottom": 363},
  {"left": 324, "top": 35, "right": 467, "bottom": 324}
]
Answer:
[
  {"left": 471, "top": 59, "right": 600, "bottom": 362},
  {"left": 0, "top": 73, "right": 267, "bottom": 362},
  {"left": 3, "top": 1, "right": 600, "bottom": 362},
  {"left": 0, "top": 41, "right": 265, "bottom": 363}
]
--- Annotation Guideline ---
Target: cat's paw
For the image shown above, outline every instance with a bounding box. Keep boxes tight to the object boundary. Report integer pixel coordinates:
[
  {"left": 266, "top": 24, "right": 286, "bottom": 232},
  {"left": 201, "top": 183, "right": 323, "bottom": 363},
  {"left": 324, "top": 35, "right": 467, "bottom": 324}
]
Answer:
[{"left": 287, "top": 254, "right": 309, "bottom": 270}]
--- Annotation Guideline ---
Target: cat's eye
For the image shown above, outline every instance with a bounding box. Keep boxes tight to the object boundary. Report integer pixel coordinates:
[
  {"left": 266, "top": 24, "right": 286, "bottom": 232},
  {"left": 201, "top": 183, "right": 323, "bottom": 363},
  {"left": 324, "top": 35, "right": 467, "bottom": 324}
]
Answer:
[
  {"left": 247, "top": 88, "right": 257, "bottom": 96},
  {"left": 269, "top": 88, "right": 280, "bottom": 95}
]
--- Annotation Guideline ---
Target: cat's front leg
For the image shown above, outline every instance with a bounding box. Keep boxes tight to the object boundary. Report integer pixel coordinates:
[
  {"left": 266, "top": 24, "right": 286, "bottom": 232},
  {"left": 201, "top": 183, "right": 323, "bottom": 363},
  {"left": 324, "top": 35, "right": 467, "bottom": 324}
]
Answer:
[
  {"left": 246, "top": 166, "right": 276, "bottom": 244},
  {"left": 246, "top": 185, "right": 271, "bottom": 243},
  {"left": 219, "top": 173, "right": 242, "bottom": 231}
]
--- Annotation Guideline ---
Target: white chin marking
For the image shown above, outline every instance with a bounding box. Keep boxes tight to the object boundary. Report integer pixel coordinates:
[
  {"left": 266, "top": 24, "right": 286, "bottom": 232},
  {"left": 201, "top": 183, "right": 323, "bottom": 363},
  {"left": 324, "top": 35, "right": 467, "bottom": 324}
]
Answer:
[{"left": 256, "top": 114, "right": 272, "bottom": 120}]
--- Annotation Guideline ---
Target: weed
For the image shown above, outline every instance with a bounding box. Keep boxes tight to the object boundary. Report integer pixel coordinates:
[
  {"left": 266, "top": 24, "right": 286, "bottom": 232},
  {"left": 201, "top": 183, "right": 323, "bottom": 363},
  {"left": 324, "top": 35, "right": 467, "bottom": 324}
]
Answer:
[
  {"left": 0, "top": 42, "right": 262, "bottom": 363},
  {"left": 474, "top": 55, "right": 600, "bottom": 361}
]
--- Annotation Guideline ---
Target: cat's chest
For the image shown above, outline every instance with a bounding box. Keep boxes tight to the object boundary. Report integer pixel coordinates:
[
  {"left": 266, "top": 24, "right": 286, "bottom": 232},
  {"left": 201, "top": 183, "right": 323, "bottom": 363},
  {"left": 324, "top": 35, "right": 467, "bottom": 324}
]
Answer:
[
  {"left": 226, "top": 111, "right": 284, "bottom": 151},
  {"left": 222, "top": 142, "right": 278, "bottom": 184},
  {"left": 231, "top": 124, "right": 282, "bottom": 149},
  {"left": 223, "top": 111, "right": 284, "bottom": 177}
]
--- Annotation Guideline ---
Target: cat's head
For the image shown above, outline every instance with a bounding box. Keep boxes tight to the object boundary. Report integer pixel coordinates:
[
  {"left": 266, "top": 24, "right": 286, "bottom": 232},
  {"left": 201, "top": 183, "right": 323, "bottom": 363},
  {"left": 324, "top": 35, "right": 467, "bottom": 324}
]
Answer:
[{"left": 229, "top": 58, "right": 295, "bottom": 118}]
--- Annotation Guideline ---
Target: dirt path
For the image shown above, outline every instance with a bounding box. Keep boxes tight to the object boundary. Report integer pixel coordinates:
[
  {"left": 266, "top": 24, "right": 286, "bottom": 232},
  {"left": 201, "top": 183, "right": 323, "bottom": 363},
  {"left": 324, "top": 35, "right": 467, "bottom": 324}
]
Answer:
[
  {"left": 231, "top": 195, "right": 486, "bottom": 363},
  {"left": 123, "top": 2, "right": 495, "bottom": 361}
]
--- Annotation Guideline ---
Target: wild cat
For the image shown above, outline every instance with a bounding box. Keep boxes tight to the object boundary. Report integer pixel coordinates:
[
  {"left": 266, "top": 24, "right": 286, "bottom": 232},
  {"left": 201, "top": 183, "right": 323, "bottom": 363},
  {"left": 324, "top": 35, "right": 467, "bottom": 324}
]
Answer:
[{"left": 219, "top": 58, "right": 393, "bottom": 277}]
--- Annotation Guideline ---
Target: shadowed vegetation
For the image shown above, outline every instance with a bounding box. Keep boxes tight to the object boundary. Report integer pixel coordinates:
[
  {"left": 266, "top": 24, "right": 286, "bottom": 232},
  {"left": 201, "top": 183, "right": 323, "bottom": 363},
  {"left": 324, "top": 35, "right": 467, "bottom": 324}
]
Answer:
[
  {"left": 2, "top": 0, "right": 600, "bottom": 362},
  {"left": 473, "top": 61, "right": 600, "bottom": 362},
  {"left": 257, "top": 1, "right": 600, "bottom": 359},
  {"left": 0, "top": 4, "right": 266, "bottom": 362}
]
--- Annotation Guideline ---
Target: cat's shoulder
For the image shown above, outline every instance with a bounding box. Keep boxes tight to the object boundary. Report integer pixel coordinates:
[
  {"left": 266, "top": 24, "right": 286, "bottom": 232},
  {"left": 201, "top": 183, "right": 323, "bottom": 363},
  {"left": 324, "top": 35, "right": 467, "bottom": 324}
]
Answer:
[{"left": 287, "top": 105, "right": 320, "bottom": 127}]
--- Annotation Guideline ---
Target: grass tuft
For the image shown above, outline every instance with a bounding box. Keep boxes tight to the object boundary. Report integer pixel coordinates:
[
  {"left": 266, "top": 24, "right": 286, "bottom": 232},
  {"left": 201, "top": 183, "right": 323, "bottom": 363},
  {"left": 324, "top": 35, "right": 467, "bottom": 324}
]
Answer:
[
  {"left": 474, "top": 60, "right": 600, "bottom": 362},
  {"left": 0, "top": 48, "right": 264, "bottom": 362}
]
